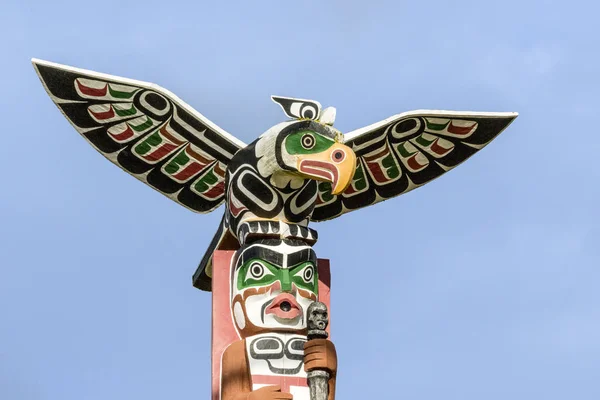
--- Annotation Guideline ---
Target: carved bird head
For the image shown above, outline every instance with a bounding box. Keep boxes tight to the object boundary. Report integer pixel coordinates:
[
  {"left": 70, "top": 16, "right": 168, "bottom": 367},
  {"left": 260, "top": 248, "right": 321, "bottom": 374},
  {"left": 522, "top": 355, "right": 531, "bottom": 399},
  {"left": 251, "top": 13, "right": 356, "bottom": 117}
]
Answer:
[{"left": 254, "top": 96, "right": 356, "bottom": 194}]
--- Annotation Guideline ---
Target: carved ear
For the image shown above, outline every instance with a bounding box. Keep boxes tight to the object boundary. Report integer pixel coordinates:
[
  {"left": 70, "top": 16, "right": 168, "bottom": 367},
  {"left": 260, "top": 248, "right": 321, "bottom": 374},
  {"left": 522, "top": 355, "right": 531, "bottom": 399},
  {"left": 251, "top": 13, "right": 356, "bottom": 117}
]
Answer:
[
  {"left": 319, "top": 107, "right": 336, "bottom": 126},
  {"left": 271, "top": 95, "right": 322, "bottom": 120}
]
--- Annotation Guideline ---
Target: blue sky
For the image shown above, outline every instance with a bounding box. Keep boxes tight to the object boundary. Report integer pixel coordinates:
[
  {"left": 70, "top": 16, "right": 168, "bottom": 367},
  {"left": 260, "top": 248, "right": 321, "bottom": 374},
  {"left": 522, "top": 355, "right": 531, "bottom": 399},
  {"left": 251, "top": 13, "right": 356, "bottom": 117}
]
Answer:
[{"left": 1, "top": 1, "right": 599, "bottom": 399}]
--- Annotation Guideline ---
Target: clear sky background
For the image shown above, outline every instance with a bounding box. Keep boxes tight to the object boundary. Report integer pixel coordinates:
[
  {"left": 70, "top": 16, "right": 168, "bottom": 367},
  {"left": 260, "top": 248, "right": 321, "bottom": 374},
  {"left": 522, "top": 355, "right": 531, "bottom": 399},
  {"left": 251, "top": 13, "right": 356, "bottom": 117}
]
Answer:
[{"left": 1, "top": 1, "right": 599, "bottom": 399}]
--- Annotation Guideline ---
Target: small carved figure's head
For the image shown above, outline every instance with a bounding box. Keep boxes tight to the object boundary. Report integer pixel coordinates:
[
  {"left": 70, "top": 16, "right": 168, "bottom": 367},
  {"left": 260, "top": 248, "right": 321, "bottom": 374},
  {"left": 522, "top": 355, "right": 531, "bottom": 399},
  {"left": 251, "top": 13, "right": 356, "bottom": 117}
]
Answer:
[
  {"left": 230, "top": 239, "right": 319, "bottom": 337},
  {"left": 307, "top": 301, "right": 329, "bottom": 336}
]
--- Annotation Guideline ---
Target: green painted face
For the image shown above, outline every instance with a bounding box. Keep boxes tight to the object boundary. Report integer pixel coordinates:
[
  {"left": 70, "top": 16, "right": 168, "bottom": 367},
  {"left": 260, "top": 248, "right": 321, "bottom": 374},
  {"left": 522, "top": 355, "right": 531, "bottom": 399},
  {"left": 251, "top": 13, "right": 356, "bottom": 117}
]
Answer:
[
  {"left": 284, "top": 130, "right": 335, "bottom": 155},
  {"left": 237, "top": 258, "right": 318, "bottom": 295},
  {"left": 231, "top": 241, "right": 319, "bottom": 334}
]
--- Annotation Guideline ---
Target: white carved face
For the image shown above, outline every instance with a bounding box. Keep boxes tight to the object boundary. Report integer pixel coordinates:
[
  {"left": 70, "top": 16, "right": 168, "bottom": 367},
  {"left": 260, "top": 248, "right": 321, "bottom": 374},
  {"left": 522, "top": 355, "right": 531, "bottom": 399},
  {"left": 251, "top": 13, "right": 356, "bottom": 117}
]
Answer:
[{"left": 230, "top": 240, "right": 318, "bottom": 337}]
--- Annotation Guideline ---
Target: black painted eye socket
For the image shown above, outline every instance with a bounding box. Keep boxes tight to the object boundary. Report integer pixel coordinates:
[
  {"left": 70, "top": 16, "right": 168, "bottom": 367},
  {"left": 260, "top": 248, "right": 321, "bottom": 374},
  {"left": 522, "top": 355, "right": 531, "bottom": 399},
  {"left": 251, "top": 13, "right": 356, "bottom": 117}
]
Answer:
[
  {"left": 301, "top": 133, "right": 316, "bottom": 149},
  {"left": 301, "top": 105, "right": 317, "bottom": 119},
  {"left": 332, "top": 150, "right": 345, "bottom": 162},
  {"left": 250, "top": 262, "right": 265, "bottom": 278}
]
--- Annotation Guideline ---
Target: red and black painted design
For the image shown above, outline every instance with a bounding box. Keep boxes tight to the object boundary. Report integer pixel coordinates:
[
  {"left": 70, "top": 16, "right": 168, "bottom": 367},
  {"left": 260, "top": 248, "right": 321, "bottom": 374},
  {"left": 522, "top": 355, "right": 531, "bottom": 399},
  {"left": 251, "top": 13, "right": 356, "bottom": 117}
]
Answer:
[
  {"left": 33, "top": 60, "right": 244, "bottom": 213},
  {"left": 311, "top": 113, "right": 517, "bottom": 221},
  {"left": 33, "top": 59, "right": 517, "bottom": 293}
]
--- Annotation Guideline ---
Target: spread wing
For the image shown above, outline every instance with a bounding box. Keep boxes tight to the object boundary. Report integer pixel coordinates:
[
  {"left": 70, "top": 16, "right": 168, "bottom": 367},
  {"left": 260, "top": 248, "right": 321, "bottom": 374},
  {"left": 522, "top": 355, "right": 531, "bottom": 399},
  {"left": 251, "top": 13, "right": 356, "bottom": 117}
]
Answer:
[
  {"left": 32, "top": 58, "right": 246, "bottom": 213},
  {"left": 311, "top": 110, "right": 518, "bottom": 221}
]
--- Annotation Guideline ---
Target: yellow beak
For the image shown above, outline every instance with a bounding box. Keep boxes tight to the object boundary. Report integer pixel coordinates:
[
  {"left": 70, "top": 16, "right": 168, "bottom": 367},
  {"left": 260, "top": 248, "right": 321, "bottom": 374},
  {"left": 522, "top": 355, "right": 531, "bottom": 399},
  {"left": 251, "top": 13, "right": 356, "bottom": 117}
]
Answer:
[{"left": 296, "top": 143, "right": 357, "bottom": 195}]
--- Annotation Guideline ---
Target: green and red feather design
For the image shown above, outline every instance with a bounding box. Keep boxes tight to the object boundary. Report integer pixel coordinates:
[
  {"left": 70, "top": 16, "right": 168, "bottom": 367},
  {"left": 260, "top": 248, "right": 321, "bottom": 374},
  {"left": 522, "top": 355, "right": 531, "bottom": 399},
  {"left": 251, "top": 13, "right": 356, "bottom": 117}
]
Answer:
[
  {"left": 312, "top": 112, "right": 517, "bottom": 221},
  {"left": 33, "top": 59, "right": 245, "bottom": 213}
]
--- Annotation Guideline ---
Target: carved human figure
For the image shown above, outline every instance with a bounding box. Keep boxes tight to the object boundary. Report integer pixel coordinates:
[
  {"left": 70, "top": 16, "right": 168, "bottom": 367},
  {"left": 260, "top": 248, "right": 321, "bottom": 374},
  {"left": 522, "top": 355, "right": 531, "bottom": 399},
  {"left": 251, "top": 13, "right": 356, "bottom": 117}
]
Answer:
[{"left": 221, "top": 239, "right": 337, "bottom": 400}]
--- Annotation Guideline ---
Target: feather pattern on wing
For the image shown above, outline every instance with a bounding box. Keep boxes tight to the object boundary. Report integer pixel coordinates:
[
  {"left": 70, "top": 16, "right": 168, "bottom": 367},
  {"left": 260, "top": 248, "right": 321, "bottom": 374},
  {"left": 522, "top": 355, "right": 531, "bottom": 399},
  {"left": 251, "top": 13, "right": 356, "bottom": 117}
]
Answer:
[
  {"left": 32, "top": 59, "right": 245, "bottom": 213},
  {"left": 311, "top": 110, "right": 517, "bottom": 221}
]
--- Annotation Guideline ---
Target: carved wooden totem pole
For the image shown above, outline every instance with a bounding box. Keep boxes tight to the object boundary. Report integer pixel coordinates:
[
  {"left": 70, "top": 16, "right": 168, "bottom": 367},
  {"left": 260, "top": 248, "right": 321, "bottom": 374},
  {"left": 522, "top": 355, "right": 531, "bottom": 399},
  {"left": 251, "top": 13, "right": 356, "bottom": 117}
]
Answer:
[{"left": 33, "top": 58, "right": 517, "bottom": 400}]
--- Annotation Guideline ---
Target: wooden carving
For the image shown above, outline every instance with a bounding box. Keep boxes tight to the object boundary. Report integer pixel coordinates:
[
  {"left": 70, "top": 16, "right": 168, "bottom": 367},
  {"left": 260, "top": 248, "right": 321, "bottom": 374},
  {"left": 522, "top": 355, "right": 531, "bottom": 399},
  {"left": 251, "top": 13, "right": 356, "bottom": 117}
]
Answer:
[
  {"left": 33, "top": 57, "right": 518, "bottom": 400},
  {"left": 32, "top": 59, "right": 517, "bottom": 291},
  {"left": 212, "top": 242, "right": 335, "bottom": 400}
]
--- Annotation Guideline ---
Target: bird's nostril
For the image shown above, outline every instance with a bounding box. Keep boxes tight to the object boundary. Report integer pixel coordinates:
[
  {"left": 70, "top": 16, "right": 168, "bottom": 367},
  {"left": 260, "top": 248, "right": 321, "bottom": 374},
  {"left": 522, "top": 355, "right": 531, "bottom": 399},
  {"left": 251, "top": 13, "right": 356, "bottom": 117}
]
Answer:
[
  {"left": 280, "top": 301, "right": 292, "bottom": 312},
  {"left": 333, "top": 150, "right": 345, "bottom": 162}
]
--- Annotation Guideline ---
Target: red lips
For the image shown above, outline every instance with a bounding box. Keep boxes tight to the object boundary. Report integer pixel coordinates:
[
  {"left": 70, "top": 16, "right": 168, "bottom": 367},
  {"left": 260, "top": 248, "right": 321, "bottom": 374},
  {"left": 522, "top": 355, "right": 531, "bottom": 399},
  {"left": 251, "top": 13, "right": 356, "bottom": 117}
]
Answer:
[
  {"left": 266, "top": 293, "right": 302, "bottom": 320},
  {"left": 299, "top": 160, "right": 339, "bottom": 188}
]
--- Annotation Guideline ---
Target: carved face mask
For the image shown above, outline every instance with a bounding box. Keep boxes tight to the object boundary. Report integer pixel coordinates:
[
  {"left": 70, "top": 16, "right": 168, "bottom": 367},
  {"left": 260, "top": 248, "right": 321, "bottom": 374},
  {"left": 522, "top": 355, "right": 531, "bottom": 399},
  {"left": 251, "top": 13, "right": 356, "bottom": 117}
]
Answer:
[{"left": 230, "top": 239, "right": 319, "bottom": 337}]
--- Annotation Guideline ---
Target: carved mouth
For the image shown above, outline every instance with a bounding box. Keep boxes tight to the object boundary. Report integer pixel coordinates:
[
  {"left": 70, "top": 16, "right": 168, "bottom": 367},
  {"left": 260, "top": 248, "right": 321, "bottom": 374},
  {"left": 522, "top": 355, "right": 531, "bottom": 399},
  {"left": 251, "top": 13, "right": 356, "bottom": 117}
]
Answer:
[
  {"left": 299, "top": 160, "right": 339, "bottom": 188},
  {"left": 266, "top": 293, "right": 301, "bottom": 320}
]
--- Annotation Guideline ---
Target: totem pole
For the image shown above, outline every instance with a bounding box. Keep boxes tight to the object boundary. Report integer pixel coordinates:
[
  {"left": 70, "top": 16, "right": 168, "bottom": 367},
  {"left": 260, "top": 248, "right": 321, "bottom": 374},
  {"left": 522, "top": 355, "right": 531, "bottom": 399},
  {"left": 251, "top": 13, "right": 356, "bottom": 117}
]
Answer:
[
  {"left": 32, "top": 58, "right": 517, "bottom": 400},
  {"left": 211, "top": 238, "right": 335, "bottom": 400}
]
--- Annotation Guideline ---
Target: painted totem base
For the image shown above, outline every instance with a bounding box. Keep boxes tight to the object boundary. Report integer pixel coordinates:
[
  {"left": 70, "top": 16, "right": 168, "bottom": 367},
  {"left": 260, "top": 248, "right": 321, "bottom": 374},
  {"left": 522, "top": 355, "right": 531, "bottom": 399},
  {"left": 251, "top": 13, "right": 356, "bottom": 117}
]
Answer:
[{"left": 211, "top": 250, "right": 331, "bottom": 400}]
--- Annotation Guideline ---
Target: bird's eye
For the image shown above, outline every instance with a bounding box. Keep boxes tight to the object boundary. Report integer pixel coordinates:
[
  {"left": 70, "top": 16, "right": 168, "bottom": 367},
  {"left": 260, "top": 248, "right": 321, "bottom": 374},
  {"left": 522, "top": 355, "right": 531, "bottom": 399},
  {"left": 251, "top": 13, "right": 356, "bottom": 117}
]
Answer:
[
  {"left": 272, "top": 96, "right": 321, "bottom": 120},
  {"left": 301, "top": 133, "right": 316, "bottom": 150},
  {"left": 301, "top": 104, "right": 317, "bottom": 120}
]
